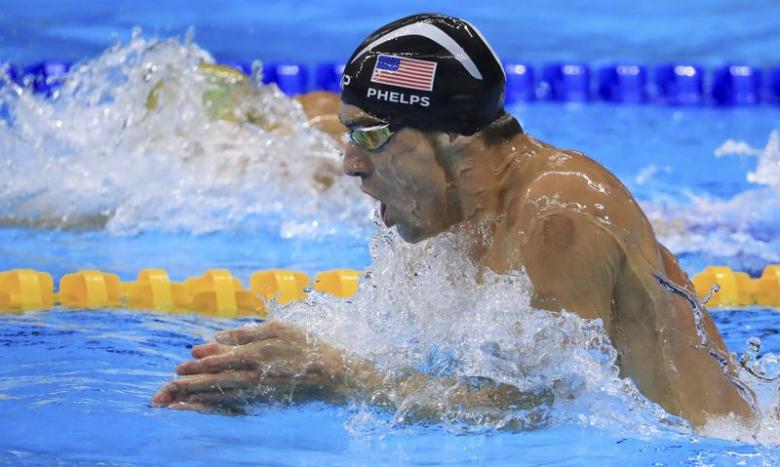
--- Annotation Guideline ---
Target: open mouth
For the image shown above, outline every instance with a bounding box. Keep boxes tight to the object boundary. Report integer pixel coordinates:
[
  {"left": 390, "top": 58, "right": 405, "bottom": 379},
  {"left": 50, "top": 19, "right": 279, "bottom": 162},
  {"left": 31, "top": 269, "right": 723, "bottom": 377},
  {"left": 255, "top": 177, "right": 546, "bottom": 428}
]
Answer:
[
  {"left": 360, "top": 187, "right": 391, "bottom": 227},
  {"left": 379, "top": 202, "right": 396, "bottom": 228},
  {"left": 380, "top": 202, "right": 388, "bottom": 226}
]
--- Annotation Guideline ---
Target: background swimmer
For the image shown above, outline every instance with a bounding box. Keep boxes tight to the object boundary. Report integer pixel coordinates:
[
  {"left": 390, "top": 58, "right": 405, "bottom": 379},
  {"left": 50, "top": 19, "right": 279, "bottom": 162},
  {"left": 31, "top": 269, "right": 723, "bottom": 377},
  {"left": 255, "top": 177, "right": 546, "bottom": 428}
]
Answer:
[{"left": 153, "top": 13, "right": 755, "bottom": 428}]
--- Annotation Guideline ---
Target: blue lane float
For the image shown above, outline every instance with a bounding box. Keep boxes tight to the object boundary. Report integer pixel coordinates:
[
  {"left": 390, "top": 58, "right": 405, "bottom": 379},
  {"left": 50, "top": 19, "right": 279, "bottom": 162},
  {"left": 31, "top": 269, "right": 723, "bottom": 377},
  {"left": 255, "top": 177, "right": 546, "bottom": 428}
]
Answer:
[
  {"left": 712, "top": 65, "right": 761, "bottom": 105},
  {"left": 6, "top": 59, "right": 780, "bottom": 106},
  {"left": 598, "top": 65, "right": 648, "bottom": 103},
  {"left": 540, "top": 63, "right": 591, "bottom": 102},
  {"left": 654, "top": 64, "right": 704, "bottom": 105},
  {"left": 315, "top": 62, "right": 345, "bottom": 93},
  {"left": 262, "top": 62, "right": 309, "bottom": 96},
  {"left": 767, "top": 66, "right": 780, "bottom": 103},
  {"left": 504, "top": 63, "right": 535, "bottom": 103}
]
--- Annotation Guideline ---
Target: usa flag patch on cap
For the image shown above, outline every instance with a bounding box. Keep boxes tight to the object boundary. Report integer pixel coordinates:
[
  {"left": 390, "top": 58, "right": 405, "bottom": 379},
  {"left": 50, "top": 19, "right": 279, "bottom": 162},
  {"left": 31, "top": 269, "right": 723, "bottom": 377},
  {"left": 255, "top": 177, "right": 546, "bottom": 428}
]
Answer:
[{"left": 370, "top": 54, "right": 437, "bottom": 92}]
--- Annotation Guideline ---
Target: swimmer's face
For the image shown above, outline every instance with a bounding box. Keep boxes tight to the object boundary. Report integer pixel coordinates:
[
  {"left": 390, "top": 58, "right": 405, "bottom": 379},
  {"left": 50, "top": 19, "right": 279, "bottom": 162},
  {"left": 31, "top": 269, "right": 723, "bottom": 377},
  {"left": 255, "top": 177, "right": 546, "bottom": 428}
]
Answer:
[{"left": 339, "top": 103, "right": 462, "bottom": 242}]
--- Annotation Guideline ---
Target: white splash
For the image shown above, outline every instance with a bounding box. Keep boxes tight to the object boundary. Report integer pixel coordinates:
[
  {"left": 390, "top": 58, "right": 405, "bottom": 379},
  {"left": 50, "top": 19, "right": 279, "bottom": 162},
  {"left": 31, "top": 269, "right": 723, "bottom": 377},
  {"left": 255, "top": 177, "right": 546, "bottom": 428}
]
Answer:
[
  {"left": 716, "top": 129, "right": 780, "bottom": 189},
  {"left": 701, "top": 347, "right": 780, "bottom": 445},
  {"left": 635, "top": 164, "right": 672, "bottom": 185},
  {"left": 273, "top": 223, "right": 676, "bottom": 434},
  {"left": 644, "top": 130, "right": 780, "bottom": 265},
  {"left": 0, "top": 32, "right": 373, "bottom": 236}
]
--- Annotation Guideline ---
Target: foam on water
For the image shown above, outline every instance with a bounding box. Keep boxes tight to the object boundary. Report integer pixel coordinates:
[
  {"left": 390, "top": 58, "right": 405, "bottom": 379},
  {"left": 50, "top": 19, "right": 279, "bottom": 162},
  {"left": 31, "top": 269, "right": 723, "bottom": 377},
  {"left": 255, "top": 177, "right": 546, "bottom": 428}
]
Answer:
[
  {"left": 258, "top": 220, "right": 780, "bottom": 444},
  {"left": 271, "top": 222, "right": 687, "bottom": 435},
  {"left": 644, "top": 130, "right": 780, "bottom": 268},
  {"left": 718, "top": 130, "right": 780, "bottom": 189},
  {"left": 0, "top": 32, "right": 372, "bottom": 236}
]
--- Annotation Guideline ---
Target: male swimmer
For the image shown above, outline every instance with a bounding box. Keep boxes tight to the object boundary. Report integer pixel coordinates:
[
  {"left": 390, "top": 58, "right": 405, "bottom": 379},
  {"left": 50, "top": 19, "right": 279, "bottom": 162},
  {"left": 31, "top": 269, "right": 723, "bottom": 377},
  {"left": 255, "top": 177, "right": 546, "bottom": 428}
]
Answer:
[{"left": 153, "top": 14, "right": 755, "bottom": 428}]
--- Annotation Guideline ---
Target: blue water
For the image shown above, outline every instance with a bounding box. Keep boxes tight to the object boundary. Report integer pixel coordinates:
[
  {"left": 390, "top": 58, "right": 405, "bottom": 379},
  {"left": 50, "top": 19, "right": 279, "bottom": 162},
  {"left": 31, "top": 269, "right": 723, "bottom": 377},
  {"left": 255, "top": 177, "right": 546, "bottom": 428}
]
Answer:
[
  {"left": 2, "top": 0, "right": 780, "bottom": 66},
  {"left": 2, "top": 309, "right": 779, "bottom": 465},
  {"left": 2, "top": 1, "right": 780, "bottom": 465}
]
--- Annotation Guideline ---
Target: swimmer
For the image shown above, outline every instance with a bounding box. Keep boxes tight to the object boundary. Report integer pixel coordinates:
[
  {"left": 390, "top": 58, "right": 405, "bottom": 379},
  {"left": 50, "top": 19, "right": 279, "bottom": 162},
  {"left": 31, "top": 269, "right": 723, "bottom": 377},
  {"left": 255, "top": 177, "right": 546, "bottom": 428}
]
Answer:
[
  {"left": 153, "top": 14, "right": 755, "bottom": 428},
  {"left": 296, "top": 90, "right": 345, "bottom": 143}
]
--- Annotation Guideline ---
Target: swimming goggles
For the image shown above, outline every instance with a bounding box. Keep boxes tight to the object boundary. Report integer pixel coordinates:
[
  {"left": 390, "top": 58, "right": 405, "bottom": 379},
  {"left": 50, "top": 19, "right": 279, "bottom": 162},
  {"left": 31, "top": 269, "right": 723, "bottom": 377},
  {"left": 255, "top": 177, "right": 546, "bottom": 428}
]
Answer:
[{"left": 346, "top": 123, "right": 395, "bottom": 152}]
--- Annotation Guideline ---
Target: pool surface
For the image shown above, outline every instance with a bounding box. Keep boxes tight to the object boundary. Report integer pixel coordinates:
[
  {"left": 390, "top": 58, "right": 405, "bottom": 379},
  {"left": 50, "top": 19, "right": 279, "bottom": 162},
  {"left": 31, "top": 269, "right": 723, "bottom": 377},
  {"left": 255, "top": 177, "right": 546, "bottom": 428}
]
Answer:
[{"left": 2, "top": 1, "right": 780, "bottom": 465}]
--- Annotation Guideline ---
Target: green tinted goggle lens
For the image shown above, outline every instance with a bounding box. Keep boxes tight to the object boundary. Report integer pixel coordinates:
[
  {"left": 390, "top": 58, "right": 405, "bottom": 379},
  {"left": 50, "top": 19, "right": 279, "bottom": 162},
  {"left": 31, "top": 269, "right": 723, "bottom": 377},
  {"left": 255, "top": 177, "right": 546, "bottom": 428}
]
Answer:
[{"left": 348, "top": 124, "right": 394, "bottom": 151}]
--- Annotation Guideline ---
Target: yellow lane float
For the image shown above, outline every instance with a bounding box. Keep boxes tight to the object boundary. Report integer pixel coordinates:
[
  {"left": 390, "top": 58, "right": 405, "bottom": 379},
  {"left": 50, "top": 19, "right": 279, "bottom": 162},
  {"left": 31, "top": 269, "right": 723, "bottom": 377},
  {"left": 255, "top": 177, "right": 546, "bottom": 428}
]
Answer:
[
  {"left": 314, "top": 269, "right": 361, "bottom": 298},
  {"left": 692, "top": 265, "right": 780, "bottom": 307},
  {"left": 2, "top": 265, "right": 778, "bottom": 315},
  {"left": 58, "top": 270, "right": 122, "bottom": 309},
  {"left": 183, "top": 269, "right": 264, "bottom": 318},
  {"left": 0, "top": 268, "right": 363, "bottom": 316},
  {"left": 122, "top": 268, "right": 183, "bottom": 311},
  {"left": 250, "top": 269, "right": 309, "bottom": 305},
  {"left": 0, "top": 269, "right": 54, "bottom": 311}
]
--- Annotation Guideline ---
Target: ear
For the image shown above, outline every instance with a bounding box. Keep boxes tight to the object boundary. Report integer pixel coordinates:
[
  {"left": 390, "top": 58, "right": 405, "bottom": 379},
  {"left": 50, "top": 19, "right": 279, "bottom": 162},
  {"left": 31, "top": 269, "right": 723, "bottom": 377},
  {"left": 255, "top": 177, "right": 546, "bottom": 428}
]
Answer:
[
  {"left": 429, "top": 132, "right": 464, "bottom": 174},
  {"left": 442, "top": 132, "right": 474, "bottom": 151},
  {"left": 430, "top": 132, "right": 465, "bottom": 149}
]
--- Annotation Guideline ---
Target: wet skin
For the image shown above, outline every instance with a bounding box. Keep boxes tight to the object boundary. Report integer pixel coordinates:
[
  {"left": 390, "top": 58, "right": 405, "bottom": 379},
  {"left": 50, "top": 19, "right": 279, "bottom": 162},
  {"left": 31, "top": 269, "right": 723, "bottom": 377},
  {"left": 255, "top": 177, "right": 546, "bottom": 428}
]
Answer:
[{"left": 153, "top": 97, "right": 755, "bottom": 429}]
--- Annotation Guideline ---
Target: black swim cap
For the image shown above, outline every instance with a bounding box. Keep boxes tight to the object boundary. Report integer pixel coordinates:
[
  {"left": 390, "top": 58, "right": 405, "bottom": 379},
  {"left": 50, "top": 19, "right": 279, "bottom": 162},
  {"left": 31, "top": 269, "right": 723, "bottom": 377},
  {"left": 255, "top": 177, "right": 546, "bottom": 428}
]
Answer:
[{"left": 340, "top": 13, "right": 506, "bottom": 136}]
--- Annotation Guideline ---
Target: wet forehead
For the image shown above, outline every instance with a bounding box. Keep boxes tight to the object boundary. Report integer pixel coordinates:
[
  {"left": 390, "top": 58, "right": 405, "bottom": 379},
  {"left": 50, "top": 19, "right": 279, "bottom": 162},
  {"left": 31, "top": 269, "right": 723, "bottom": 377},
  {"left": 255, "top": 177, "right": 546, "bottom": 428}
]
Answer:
[{"left": 338, "top": 103, "right": 386, "bottom": 128}]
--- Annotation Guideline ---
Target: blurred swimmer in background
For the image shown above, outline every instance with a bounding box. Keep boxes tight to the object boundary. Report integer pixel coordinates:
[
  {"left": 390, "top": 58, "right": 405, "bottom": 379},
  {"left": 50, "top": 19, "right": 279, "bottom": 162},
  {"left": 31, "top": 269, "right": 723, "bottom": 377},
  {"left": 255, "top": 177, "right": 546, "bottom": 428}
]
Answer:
[{"left": 153, "top": 13, "right": 755, "bottom": 429}]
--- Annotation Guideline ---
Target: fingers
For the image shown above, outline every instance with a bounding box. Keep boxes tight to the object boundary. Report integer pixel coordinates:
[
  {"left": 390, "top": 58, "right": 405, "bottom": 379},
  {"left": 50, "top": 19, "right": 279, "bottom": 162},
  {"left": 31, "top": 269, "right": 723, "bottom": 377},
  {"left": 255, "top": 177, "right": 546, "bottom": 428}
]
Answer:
[
  {"left": 215, "top": 321, "right": 299, "bottom": 345},
  {"left": 173, "top": 389, "right": 251, "bottom": 414},
  {"left": 178, "top": 340, "right": 294, "bottom": 375},
  {"left": 184, "top": 388, "right": 247, "bottom": 406},
  {"left": 191, "top": 342, "right": 232, "bottom": 359},
  {"left": 152, "top": 372, "right": 258, "bottom": 407},
  {"left": 185, "top": 388, "right": 255, "bottom": 414},
  {"left": 151, "top": 369, "right": 296, "bottom": 408},
  {"left": 168, "top": 401, "right": 218, "bottom": 412},
  {"left": 177, "top": 352, "right": 254, "bottom": 375},
  {"left": 167, "top": 400, "right": 247, "bottom": 415},
  {"left": 163, "top": 387, "right": 283, "bottom": 414}
]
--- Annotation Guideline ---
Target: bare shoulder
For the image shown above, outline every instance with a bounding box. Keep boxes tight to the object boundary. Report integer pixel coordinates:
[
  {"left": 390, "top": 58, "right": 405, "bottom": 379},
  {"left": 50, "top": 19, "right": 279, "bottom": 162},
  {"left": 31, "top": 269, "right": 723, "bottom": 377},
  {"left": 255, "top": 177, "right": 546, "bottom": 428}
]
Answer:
[{"left": 514, "top": 137, "right": 650, "bottom": 239}]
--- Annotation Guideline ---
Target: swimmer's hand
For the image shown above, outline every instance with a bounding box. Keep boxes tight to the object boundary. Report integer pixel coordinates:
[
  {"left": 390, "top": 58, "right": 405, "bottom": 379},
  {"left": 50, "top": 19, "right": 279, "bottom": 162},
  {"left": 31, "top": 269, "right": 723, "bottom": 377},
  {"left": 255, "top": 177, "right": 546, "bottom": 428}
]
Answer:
[
  {"left": 151, "top": 321, "right": 366, "bottom": 413},
  {"left": 151, "top": 321, "right": 550, "bottom": 428}
]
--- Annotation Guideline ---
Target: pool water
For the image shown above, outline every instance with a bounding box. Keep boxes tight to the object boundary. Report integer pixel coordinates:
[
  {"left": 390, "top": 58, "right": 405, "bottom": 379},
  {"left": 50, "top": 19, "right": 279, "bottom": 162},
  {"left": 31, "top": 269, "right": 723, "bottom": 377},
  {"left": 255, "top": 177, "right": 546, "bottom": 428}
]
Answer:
[{"left": 2, "top": 1, "right": 780, "bottom": 465}]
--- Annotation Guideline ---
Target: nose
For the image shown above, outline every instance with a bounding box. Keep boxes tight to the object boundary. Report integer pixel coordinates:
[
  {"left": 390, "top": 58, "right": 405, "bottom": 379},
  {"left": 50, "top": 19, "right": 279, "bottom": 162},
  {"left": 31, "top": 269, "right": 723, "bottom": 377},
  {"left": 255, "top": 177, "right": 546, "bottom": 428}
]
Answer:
[{"left": 342, "top": 144, "right": 374, "bottom": 178}]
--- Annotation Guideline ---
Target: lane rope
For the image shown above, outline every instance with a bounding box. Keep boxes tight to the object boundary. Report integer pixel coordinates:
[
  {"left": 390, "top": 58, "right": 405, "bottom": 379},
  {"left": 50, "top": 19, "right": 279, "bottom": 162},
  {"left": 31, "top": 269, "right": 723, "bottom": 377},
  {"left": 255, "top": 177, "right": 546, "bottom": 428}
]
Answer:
[{"left": 1, "top": 265, "right": 778, "bottom": 316}]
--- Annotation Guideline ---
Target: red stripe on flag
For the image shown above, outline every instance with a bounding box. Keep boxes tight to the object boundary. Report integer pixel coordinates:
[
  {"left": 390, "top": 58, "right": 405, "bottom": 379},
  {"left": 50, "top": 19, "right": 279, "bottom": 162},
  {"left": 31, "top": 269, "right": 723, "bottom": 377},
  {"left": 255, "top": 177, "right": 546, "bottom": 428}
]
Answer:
[
  {"left": 397, "top": 58, "right": 436, "bottom": 68},
  {"left": 371, "top": 77, "right": 432, "bottom": 91},
  {"left": 374, "top": 71, "right": 430, "bottom": 85},
  {"left": 373, "top": 77, "right": 431, "bottom": 89},
  {"left": 399, "top": 62, "right": 434, "bottom": 68},
  {"left": 372, "top": 75, "right": 430, "bottom": 87},
  {"left": 392, "top": 69, "right": 434, "bottom": 79},
  {"left": 399, "top": 62, "right": 435, "bottom": 69}
]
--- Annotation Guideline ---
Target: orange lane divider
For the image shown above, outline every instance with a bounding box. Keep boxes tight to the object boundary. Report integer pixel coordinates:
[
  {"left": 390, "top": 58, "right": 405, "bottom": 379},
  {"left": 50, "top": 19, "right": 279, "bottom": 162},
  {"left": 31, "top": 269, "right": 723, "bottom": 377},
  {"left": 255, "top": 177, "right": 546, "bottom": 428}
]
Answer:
[
  {"left": 0, "top": 268, "right": 364, "bottom": 316},
  {"left": 692, "top": 265, "right": 780, "bottom": 307}
]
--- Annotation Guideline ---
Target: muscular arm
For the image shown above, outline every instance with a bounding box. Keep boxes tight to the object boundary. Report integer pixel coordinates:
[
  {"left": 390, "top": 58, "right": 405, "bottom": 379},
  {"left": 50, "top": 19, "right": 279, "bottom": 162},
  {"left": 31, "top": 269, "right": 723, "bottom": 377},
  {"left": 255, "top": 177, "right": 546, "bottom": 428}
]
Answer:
[{"left": 519, "top": 201, "right": 754, "bottom": 427}]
